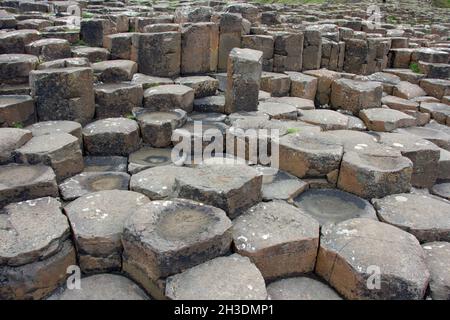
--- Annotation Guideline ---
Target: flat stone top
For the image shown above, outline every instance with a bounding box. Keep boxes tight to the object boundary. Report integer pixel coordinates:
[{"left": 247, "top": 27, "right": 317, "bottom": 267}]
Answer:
[
  {"left": 233, "top": 201, "right": 319, "bottom": 252},
  {"left": 0, "top": 95, "right": 33, "bottom": 107},
  {"left": 0, "top": 29, "right": 39, "bottom": 38},
  {"left": 0, "top": 128, "right": 32, "bottom": 151},
  {"left": 267, "top": 277, "right": 342, "bottom": 300},
  {"left": 49, "top": 274, "right": 149, "bottom": 300},
  {"left": 334, "top": 78, "right": 383, "bottom": 91},
  {"left": 0, "top": 197, "right": 69, "bottom": 266},
  {"left": 422, "top": 241, "right": 450, "bottom": 300},
  {"left": 0, "top": 54, "right": 39, "bottom": 64},
  {"left": 94, "top": 82, "right": 142, "bottom": 93},
  {"left": 367, "top": 72, "right": 401, "bottom": 85},
  {"left": 342, "top": 151, "right": 412, "bottom": 172},
  {"left": 0, "top": 164, "right": 55, "bottom": 189},
  {"left": 382, "top": 95, "right": 419, "bottom": 107},
  {"left": 129, "top": 146, "right": 172, "bottom": 166},
  {"left": 82, "top": 118, "right": 139, "bottom": 135},
  {"left": 299, "top": 109, "right": 349, "bottom": 125},
  {"left": 421, "top": 102, "right": 450, "bottom": 113},
  {"left": 175, "top": 164, "right": 261, "bottom": 193},
  {"left": 279, "top": 131, "right": 343, "bottom": 152},
  {"left": 131, "top": 165, "right": 195, "bottom": 199},
  {"left": 135, "top": 109, "right": 186, "bottom": 124},
  {"left": 294, "top": 189, "right": 377, "bottom": 226},
  {"left": 26, "top": 120, "right": 81, "bottom": 136},
  {"left": 30, "top": 66, "right": 92, "bottom": 75},
  {"left": 361, "top": 108, "right": 415, "bottom": 120},
  {"left": 27, "top": 38, "right": 68, "bottom": 46},
  {"left": 396, "top": 126, "right": 450, "bottom": 141},
  {"left": 258, "top": 102, "right": 297, "bottom": 115},
  {"left": 92, "top": 59, "right": 136, "bottom": 71},
  {"left": 15, "top": 132, "right": 78, "bottom": 154},
  {"left": 377, "top": 132, "right": 441, "bottom": 152},
  {"left": 165, "top": 254, "right": 267, "bottom": 300},
  {"left": 124, "top": 198, "right": 232, "bottom": 252},
  {"left": 64, "top": 190, "right": 150, "bottom": 239},
  {"left": 175, "top": 75, "right": 218, "bottom": 84},
  {"left": 144, "top": 84, "right": 193, "bottom": 96},
  {"left": 285, "top": 71, "right": 317, "bottom": 82},
  {"left": 373, "top": 193, "right": 450, "bottom": 231},
  {"left": 229, "top": 47, "right": 264, "bottom": 62},
  {"left": 321, "top": 218, "right": 429, "bottom": 284},
  {"left": 420, "top": 78, "right": 450, "bottom": 86}
]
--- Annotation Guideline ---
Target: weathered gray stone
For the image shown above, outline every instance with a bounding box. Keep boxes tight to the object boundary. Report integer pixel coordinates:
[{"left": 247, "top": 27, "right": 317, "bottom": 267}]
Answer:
[
  {"left": 165, "top": 254, "right": 267, "bottom": 300},
  {"left": 373, "top": 193, "right": 450, "bottom": 243},
  {"left": 267, "top": 277, "right": 342, "bottom": 300},
  {"left": 83, "top": 118, "right": 140, "bottom": 156},
  {"left": 64, "top": 190, "right": 150, "bottom": 273},
  {"left": 15, "top": 133, "right": 83, "bottom": 181},
  {"left": 59, "top": 172, "right": 130, "bottom": 201},
  {"left": 422, "top": 242, "right": 450, "bottom": 300},
  {"left": 316, "top": 218, "right": 430, "bottom": 300},
  {"left": 233, "top": 201, "right": 319, "bottom": 279},
  {"left": 122, "top": 198, "right": 232, "bottom": 297},
  {"left": 294, "top": 188, "right": 377, "bottom": 226}
]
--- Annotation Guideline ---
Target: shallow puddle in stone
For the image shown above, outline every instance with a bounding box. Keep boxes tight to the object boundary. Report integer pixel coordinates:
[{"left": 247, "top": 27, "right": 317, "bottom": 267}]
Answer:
[{"left": 157, "top": 209, "right": 214, "bottom": 240}]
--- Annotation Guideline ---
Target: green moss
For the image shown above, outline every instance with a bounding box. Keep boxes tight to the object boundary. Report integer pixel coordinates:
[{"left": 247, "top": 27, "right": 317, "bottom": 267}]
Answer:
[
  {"left": 409, "top": 62, "right": 421, "bottom": 74},
  {"left": 82, "top": 12, "right": 94, "bottom": 19},
  {"left": 286, "top": 128, "right": 300, "bottom": 134},
  {"left": 125, "top": 114, "right": 137, "bottom": 120},
  {"left": 432, "top": 0, "right": 450, "bottom": 8},
  {"left": 73, "top": 39, "right": 86, "bottom": 46},
  {"left": 12, "top": 122, "right": 24, "bottom": 129}
]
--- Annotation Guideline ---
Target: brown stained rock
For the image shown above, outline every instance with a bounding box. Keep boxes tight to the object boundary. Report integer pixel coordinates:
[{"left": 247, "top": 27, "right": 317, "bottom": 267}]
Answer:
[
  {"left": 232, "top": 201, "right": 319, "bottom": 280},
  {"left": 286, "top": 71, "right": 318, "bottom": 100},
  {"left": 0, "top": 95, "right": 35, "bottom": 127},
  {"left": 94, "top": 83, "right": 143, "bottom": 119},
  {"left": 330, "top": 79, "right": 383, "bottom": 115},
  {"left": 64, "top": 190, "right": 150, "bottom": 273},
  {"left": 381, "top": 95, "right": 419, "bottom": 111},
  {"left": 359, "top": 108, "right": 416, "bottom": 132},
  {"left": 316, "top": 218, "right": 430, "bottom": 300},
  {"left": 276, "top": 131, "right": 343, "bottom": 178},
  {"left": 377, "top": 132, "right": 441, "bottom": 188},
  {"left": 304, "top": 69, "right": 341, "bottom": 106},
  {"left": 165, "top": 254, "right": 267, "bottom": 300},
  {"left": 373, "top": 193, "right": 450, "bottom": 243},
  {"left": 122, "top": 199, "right": 232, "bottom": 294},
  {"left": 337, "top": 151, "right": 413, "bottom": 199},
  {"left": 25, "top": 38, "right": 71, "bottom": 62},
  {"left": 420, "top": 102, "right": 450, "bottom": 125},
  {"left": 174, "top": 164, "right": 262, "bottom": 218}
]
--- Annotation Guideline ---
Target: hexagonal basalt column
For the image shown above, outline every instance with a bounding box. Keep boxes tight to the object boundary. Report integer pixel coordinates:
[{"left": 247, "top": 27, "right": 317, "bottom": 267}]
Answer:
[
  {"left": 174, "top": 164, "right": 263, "bottom": 218},
  {"left": 64, "top": 190, "right": 150, "bottom": 273},
  {"left": 316, "top": 218, "right": 430, "bottom": 300},
  {"left": 337, "top": 151, "right": 413, "bottom": 199},
  {"left": 165, "top": 254, "right": 267, "bottom": 300},
  {"left": 122, "top": 199, "right": 232, "bottom": 299},
  {"left": 0, "top": 197, "right": 75, "bottom": 300},
  {"left": 82, "top": 118, "right": 140, "bottom": 156},
  {"left": 232, "top": 201, "right": 319, "bottom": 280},
  {"left": 15, "top": 133, "right": 84, "bottom": 182},
  {"left": 30, "top": 67, "right": 95, "bottom": 125}
]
